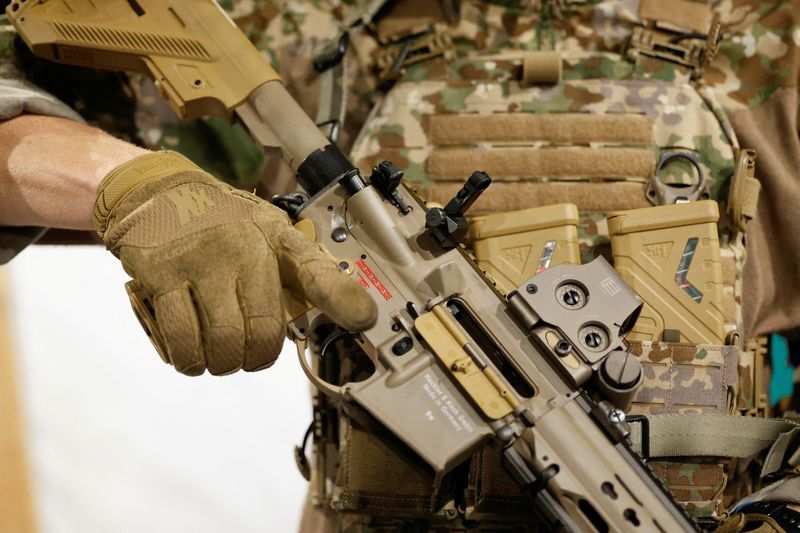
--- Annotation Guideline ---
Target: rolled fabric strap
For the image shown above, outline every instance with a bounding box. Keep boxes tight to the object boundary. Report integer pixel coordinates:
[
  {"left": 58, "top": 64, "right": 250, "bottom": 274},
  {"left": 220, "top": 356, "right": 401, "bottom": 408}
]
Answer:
[
  {"left": 628, "top": 414, "right": 800, "bottom": 459},
  {"left": 522, "top": 51, "right": 562, "bottom": 85}
]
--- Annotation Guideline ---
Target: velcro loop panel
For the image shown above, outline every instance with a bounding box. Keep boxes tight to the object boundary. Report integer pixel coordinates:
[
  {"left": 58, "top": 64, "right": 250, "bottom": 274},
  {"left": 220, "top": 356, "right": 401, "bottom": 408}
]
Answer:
[
  {"left": 427, "top": 147, "right": 654, "bottom": 181},
  {"left": 648, "top": 461, "right": 726, "bottom": 513},
  {"left": 639, "top": 0, "right": 713, "bottom": 34},
  {"left": 337, "top": 424, "right": 436, "bottom": 513},
  {"left": 466, "top": 447, "right": 537, "bottom": 516},
  {"left": 422, "top": 181, "right": 650, "bottom": 215},
  {"left": 429, "top": 114, "right": 654, "bottom": 146},
  {"left": 629, "top": 414, "right": 800, "bottom": 459}
]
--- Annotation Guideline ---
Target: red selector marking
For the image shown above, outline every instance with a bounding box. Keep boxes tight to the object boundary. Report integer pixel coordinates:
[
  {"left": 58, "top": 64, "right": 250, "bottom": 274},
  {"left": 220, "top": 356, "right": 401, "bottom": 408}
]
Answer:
[{"left": 356, "top": 259, "right": 393, "bottom": 301}]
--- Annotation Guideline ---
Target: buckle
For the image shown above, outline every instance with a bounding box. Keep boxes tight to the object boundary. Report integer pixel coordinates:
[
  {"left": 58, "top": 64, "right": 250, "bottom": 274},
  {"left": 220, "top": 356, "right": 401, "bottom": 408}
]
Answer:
[
  {"left": 313, "top": 32, "right": 350, "bottom": 73},
  {"left": 646, "top": 150, "right": 709, "bottom": 205},
  {"left": 727, "top": 149, "right": 759, "bottom": 233},
  {"left": 626, "top": 13, "right": 722, "bottom": 80},
  {"left": 626, "top": 415, "right": 650, "bottom": 460},
  {"left": 375, "top": 23, "right": 454, "bottom": 89}
]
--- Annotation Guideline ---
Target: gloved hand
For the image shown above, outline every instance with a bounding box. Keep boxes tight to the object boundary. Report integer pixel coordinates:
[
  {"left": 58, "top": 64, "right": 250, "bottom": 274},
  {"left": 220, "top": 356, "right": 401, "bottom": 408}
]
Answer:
[{"left": 94, "top": 150, "right": 377, "bottom": 376}]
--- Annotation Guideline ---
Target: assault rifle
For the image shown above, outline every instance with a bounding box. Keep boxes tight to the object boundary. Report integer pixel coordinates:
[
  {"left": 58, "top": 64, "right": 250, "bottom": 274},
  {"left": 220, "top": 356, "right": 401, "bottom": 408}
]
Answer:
[{"left": 8, "top": 1, "right": 698, "bottom": 530}]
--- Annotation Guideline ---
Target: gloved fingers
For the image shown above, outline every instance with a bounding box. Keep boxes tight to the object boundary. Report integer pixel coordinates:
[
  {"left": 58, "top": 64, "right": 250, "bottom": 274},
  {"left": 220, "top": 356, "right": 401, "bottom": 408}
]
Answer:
[
  {"left": 277, "top": 227, "right": 377, "bottom": 332},
  {"left": 235, "top": 256, "right": 286, "bottom": 372},
  {"left": 192, "top": 274, "right": 246, "bottom": 376},
  {"left": 152, "top": 283, "right": 205, "bottom": 376}
]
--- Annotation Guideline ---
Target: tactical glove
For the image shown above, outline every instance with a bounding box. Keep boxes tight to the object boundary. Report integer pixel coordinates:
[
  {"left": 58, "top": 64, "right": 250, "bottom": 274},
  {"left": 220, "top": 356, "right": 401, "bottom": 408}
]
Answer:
[{"left": 94, "top": 150, "right": 377, "bottom": 376}]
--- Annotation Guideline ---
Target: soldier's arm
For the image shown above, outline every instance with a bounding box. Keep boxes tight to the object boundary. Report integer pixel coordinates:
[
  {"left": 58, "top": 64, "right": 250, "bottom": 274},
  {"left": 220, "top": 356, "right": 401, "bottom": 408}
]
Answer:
[{"left": 0, "top": 114, "right": 148, "bottom": 229}]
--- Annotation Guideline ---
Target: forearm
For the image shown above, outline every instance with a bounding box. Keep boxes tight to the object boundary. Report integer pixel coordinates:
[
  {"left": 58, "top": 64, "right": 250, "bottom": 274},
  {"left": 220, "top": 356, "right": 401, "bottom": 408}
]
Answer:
[{"left": 0, "top": 115, "right": 149, "bottom": 230}]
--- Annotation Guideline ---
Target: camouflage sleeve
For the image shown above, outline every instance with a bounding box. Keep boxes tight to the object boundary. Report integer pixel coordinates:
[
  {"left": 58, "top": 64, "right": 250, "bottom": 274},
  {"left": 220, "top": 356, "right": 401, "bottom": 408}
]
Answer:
[
  {"left": 0, "top": 60, "right": 83, "bottom": 122},
  {"left": 0, "top": 59, "right": 84, "bottom": 264}
]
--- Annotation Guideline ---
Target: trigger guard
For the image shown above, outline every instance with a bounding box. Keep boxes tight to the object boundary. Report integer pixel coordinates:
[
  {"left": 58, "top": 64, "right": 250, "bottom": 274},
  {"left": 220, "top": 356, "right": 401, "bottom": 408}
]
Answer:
[
  {"left": 125, "top": 281, "right": 170, "bottom": 364},
  {"left": 295, "top": 338, "right": 343, "bottom": 400}
]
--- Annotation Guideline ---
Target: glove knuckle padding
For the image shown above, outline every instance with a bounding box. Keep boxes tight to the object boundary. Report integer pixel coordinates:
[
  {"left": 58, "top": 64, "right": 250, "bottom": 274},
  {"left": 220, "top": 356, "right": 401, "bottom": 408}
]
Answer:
[
  {"left": 153, "top": 284, "right": 205, "bottom": 376},
  {"left": 236, "top": 250, "right": 285, "bottom": 372},
  {"left": 193, "top": 274, "right": 246, "bottom": 376}
]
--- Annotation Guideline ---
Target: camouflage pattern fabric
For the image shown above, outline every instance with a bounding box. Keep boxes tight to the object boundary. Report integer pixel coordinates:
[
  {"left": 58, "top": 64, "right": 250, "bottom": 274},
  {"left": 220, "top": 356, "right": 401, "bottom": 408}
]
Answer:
[{"left": 629, "top": 341, "right": 741, "bottom": 518}]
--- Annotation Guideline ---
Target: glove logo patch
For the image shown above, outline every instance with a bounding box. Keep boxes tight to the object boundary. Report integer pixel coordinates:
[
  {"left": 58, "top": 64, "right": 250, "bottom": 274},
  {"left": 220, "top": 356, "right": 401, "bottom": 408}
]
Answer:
[{"left": 165, "top": 187, "right": 219, "bottom": 226}]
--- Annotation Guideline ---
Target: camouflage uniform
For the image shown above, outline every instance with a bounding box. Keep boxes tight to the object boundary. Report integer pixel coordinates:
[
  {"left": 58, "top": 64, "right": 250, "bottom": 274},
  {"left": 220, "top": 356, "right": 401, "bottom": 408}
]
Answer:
[{"left": 2, "top": 0, "right": 800, "bottom": 530}]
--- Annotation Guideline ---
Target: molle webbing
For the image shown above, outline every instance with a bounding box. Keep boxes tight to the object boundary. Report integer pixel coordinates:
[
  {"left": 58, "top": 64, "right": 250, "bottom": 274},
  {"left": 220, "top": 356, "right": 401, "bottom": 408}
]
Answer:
[
  {"left": 629, "top": 341, "right": 737, "bottom": 417},
  {"left": 638, "top": 0, "right": 713, "bottom": 34},
  {"left": 429, "top": 114, "right": 654, "bottom": 146},
  {"left": 466, "top": 447, "right": 537, "bottom": 518},
  {"left": 629, "top": 415, "right": 799, "bottom": 460},
  {"left": 335, "top": 423, "right": 536, "bottom": 519},
  {"left": 628, "top": 340, "right": 737, "bottom": 517},
  {"left": 427, "top": 147, "right": 654, "bottom": 182},
  {"left": 423, "top": 182, "right": 651, "bottom": 215},
  {"left": 337, "top": 424, "right": 438, "bottom": 514}
]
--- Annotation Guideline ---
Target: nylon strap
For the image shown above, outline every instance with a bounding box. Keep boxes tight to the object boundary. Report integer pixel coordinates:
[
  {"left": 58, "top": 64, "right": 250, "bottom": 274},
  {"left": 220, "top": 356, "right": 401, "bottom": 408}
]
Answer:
[
  {"left": 315, "top": 0, "right": 390, "bottom": 140},
  {"left": 315, "top": 59, "right": 347, "bottom": 141},
  {"left": 727, "top": 149, "right": 760, "bottom": 232},
  {"left": 761, "top": 427, "right": 800, "bottom": 478},
  {"left": 629, "top": 414, "right": 800, "bottom": 461},
  {"left": 739, "top": 176, "right": 761, "bottom": 220}
]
